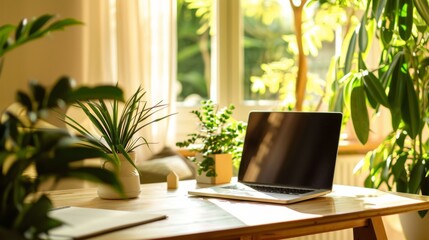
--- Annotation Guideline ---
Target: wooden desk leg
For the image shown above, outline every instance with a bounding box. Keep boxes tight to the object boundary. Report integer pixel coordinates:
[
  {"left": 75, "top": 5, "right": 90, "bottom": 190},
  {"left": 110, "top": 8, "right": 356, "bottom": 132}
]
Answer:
[{"left": 353, "top": 217, "right": 387, "bottom": 240}]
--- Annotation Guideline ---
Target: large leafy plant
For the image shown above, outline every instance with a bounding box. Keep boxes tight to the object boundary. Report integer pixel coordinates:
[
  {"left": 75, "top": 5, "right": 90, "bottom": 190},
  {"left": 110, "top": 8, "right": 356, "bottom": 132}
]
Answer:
[
  {"left": 0, "top": 15, "right": 124, "bottom": 239},
  {"left": 176, "top": 100, "right": 247, "bottom": 177},
  {"left": 330, "top": 0, "right": 429, "bottom": 212},
  {"left": 63, "top": 86, "right": 173, "bottom": 168}
]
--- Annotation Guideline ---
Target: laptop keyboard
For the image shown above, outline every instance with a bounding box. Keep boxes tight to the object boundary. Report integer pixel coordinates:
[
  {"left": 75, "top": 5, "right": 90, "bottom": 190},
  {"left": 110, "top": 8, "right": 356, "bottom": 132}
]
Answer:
[
  {"left": 223, "top": 184, "right": 312, "bottom": 195},
  {"left": 248, "top": 185, "right": 312, "bottom": 195}
]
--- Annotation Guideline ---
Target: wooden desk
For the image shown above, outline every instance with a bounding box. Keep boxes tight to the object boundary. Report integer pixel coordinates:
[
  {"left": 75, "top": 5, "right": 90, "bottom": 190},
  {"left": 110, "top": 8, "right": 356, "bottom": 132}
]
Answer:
[{"left": 47, "top": 181, "right": 429, "bottom": 240}]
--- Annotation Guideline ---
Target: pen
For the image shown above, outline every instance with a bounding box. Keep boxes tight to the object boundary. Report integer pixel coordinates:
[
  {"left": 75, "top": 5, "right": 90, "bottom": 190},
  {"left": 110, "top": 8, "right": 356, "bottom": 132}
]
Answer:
[{"left": 50, "top": 206, "right": 71, "bottom": 211}]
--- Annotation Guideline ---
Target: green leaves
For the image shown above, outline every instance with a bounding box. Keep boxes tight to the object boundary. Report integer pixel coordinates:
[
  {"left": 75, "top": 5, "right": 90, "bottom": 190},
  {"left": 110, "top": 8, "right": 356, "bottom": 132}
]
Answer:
[
  {"left": 350, "top": 81, "right": 369, "bottom": 144},
  {"left": 334, "top": 0, "right": 429, "bottom": 208},
  {"left": 0, "top": 15, "right": 82, "bottom": 57},
  {"left": 176, "top": 100, "right": 247, "bottom": 176},
  {"left": 362, "top": 71, "right": 389, "bottom": 108},
  {"left": 414, "top": 0, "right": 429, "bottom": 25},
  {"left": 67, "top": 85, "right": 124, "bottom": 103},
  {"left": 14, "top": 76, "right": 123, "bottom": 125},
  {"left": 401, "top": 66, "right": 420, "bottom": 138},
  {"left": 1, "top": 76, "right": 125, "bottom": 239},
  {"left": 63, "top": 86, "right": 172, "bottom": 170},
  {"left": 399, "top": 0, "right": 413, "bottom": 41}
]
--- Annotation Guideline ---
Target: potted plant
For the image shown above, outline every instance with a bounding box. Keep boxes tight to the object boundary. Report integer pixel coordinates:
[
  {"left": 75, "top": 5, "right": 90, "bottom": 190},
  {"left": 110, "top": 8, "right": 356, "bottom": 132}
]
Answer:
[
  {"left": 63, "top": 86, "right": 172, "bottom": 199},
  {"left": 176, "top": 100, "right": 247, "bottom": 184},
  {"left": 328, "top": 0, "right": 429, "bottom": 238},
  {"left": 0, "top": 15, "right": 125, "bottom": 239}
]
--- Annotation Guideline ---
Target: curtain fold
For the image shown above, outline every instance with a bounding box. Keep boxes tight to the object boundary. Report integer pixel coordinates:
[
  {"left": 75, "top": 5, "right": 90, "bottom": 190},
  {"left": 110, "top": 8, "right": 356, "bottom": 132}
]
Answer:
[{"left": 83, "top": 0, "right": 177, "bottom": 160}]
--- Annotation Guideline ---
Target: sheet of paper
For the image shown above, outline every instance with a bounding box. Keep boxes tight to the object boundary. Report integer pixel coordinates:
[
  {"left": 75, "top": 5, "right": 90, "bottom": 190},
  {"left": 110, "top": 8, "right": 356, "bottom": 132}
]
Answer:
[{"left": 48, "top": 207, "right": 166, "bottom": 239}]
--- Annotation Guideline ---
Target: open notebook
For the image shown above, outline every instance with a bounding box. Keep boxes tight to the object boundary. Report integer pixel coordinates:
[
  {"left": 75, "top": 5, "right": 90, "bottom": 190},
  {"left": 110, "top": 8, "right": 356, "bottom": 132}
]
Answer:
[
  {"left": 48, "top": 207, "right": 166, "bottom": 239},
  {"left": 189, "top": 111, "right": 343, "bottom": 204}
]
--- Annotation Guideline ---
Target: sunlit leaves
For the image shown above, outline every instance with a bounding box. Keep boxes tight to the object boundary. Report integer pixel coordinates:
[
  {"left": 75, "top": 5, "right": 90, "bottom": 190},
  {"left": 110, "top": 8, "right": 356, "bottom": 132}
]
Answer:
[
  {"left": 176, "top": 100, "right": 247, "bottom": 176},
  {"left": 362, "top": 71, "right": 389, "bottom": 108},
  {"left": 350, "top": 80, "right": 369, "bottom": 144},
  {"left": 398, "top": 0, "right": 413, "bottom": 41},
  {"left": 0, "top": 15, "right": 82, "bottom": 57},
  {"left": 414, "top": 0, "right": 429, "bottom": 26}
]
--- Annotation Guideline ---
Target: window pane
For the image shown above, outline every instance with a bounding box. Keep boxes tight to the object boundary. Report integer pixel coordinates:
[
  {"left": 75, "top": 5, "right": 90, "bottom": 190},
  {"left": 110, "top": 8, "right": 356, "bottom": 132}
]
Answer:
[
  {"left": 177, "top": 0, "right": 212, "bottom": 104},
  {"left": 177, "top": 0, "right": 341, "bottom": 110},
  {"left": 242, "top": 1, "right": 339, "bottom": 110}
]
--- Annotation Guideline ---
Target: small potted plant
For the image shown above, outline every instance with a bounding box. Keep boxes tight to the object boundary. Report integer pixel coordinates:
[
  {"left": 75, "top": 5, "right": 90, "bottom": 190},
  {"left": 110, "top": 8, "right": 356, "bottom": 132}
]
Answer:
[
  {"left": 63, "top": 86, "right": 172, "bottom": 199},
  {"left": 176, "top": 100, "right": 247, "bottom": 184}
]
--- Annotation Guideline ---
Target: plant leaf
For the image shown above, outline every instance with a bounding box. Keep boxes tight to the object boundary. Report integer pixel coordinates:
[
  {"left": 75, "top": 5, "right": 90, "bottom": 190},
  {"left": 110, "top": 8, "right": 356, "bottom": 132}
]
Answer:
[
  {"left": 409, "top": 161, "right": 425, "bottom": 194},
  {"left": 358, "top": 14, "right": 368, "bottom": 52},
  {"left": 392, "top": 154, "right": 408, "bottom": 180},
  {"left": 388, "top": 54, "right": 405, "bottom": 130},
  {"left": 398, "top": 0, "right": 413, "bottom": 41},
  {"left": 15, "top": 91, "right": 32, "bottom": 112},
  {"left": 381, "top": 1, "right": 397, "bottom": 46},
  {"left": 47, "top": 76, "right": 73, "bottom": 108},
  {"left": 67, "top": 86, "right": 124, "bottom": 103},
  {"left": 401, "top": 66, "right": 420, "bottom": 139},
  {"left": 373, "top": 0, "right": 387, "bottom": 21},
  {"left": 414, "top": 0, "right": 429, "bottom": 25},
  {"left": 14, "top": 18, "right": 28, "bottom": 41},
  {"left": 29, "top": 14, "right": 54, "bottom": 36},
  {"left": 67, "top": 167, "right": 123, "bottom": 195},
  {"left": 350, "top": 84, "right": 369, "bottom": 144},
  {"left": 363, "top": 71, "right": 389, "bottom": 107},
  {"left": 344, "top": 30, "right": 357, "bottom": 74}
]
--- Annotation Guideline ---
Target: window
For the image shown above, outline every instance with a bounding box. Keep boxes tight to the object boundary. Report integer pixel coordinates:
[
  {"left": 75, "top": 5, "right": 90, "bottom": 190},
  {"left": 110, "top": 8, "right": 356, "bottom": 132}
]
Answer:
[
  {"left": 177, "top": 0, "right": 339, "bottom": 105},
  {"left": 176, "top": 0, "right": 344, "bottom": 140}
]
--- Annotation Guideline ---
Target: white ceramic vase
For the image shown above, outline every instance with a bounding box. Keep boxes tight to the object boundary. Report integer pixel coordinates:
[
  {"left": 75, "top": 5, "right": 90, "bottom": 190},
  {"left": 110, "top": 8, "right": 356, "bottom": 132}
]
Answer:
[
  {"left": 399, "top": 211, "right": 429, "bottom": 240},
  {"left": 195, "top": 153, "right": 233, "bottom": 184},
  {"left": 97, "top": 152, "right": 141, "bottom": 199}
]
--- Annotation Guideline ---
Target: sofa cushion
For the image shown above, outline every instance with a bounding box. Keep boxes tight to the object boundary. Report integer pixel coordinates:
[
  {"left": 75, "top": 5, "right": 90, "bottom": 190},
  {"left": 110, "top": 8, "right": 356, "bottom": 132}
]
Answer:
[{"left": 138, "top": 147, "right": 196, "bottom": 184}]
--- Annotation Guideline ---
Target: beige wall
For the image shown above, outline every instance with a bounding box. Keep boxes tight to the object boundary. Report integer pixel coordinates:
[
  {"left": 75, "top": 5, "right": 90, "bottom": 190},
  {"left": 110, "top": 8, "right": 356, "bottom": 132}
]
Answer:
[{"left": 0, "top": 0, "right": 84, "bottom": 111}]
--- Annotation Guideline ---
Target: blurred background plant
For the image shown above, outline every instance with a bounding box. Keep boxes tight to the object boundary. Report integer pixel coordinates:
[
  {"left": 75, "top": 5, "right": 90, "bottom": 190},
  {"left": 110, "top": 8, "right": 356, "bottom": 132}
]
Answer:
[{"left": 0, "top": 15, "right": 124, "bottom": 239}]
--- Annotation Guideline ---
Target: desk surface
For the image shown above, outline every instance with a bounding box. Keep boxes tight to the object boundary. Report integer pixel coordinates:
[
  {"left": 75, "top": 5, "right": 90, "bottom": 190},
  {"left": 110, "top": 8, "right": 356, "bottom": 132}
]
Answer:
[{"left": 47, "top": 181, "right": 429, "bottom": 240}]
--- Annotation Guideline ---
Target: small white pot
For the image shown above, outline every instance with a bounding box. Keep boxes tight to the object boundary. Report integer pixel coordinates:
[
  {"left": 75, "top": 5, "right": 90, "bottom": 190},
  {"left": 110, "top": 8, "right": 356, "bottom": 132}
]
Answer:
[
  {"left": 399, "top": 211, "right": 429, "bottom": 240},
  {"left": 195, "top": 153, "right": 233, "bottom": 185},
  {"left": 97, "top": 152, "right": 141, "bottom": 199}
]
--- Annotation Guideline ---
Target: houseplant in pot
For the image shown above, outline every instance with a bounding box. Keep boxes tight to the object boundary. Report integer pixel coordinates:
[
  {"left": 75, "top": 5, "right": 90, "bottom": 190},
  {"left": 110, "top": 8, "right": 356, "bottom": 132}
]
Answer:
[
  {"left": 328, "top": 0, "right": 429, "bottom": 238},
  {"left": 176, "top": 100, "right": 247, "bottom": 184},
  {"left": 63, "top": 85, "right": 172, "bottom": 199}
]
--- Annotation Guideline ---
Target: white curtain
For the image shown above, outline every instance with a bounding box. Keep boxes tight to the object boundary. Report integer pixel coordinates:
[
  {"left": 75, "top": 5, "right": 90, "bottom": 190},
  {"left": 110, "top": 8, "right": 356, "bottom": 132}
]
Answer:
[{"left": 82, "top": 0, "right": 177, "bottom": 160}]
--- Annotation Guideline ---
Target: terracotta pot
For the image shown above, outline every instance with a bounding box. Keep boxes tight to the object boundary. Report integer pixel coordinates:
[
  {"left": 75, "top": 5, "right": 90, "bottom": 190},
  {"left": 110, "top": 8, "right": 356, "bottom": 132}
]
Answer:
[
  {"left": 195, "top": 153, "right": 232, "bottom": 184},
  {"left": 97, "top": 152, "right": 141, "bottom": 199}
]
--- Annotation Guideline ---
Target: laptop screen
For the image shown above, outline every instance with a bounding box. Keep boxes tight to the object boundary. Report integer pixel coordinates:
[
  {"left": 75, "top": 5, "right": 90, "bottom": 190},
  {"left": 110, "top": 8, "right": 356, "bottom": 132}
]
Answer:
[{"left": 238, "top": 111, "right": 343, "bottom": 190}]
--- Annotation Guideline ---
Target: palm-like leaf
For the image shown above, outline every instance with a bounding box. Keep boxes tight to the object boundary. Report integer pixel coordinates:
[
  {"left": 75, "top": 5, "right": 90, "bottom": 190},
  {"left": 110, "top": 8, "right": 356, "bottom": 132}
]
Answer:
[
  {"left": 0, "top": 15, "right": 81, "bottom": 58},
  {"left": 63, "top": 86, "right": 173, "bottom": 170}
]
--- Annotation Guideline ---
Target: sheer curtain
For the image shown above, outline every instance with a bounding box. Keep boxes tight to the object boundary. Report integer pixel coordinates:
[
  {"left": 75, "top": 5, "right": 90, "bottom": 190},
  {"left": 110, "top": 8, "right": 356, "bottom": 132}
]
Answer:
[{"left": 82, "top": 0, "right": 177, "bottom": 160}]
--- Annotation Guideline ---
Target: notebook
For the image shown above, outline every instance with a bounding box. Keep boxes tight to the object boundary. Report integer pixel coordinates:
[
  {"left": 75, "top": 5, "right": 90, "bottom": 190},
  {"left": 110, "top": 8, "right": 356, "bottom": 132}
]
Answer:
[
  {"left": 188, "top": 111, "right": 343, "bottom": 204},
  {"left": 48, "top": 207, "right": 166, "bottom": 239}
]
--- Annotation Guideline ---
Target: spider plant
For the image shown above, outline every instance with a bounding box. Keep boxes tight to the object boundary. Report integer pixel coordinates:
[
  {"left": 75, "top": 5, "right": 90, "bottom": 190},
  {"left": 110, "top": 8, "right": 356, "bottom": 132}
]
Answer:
[{"left": 63, "top": 86, "right": 172, "bottom": 169}]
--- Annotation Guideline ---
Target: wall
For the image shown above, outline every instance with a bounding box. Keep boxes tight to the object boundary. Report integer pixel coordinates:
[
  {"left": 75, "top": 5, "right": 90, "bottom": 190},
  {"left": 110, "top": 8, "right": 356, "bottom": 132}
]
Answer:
[{"left": 0, "top": 0, "right": 84, "bottom": 111}]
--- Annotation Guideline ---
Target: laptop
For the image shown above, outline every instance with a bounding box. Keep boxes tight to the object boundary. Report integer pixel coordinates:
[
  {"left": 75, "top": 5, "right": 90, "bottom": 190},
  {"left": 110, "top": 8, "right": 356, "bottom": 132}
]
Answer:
[{"left": 188, "top": 111, "right": 343, "bottom": 204}]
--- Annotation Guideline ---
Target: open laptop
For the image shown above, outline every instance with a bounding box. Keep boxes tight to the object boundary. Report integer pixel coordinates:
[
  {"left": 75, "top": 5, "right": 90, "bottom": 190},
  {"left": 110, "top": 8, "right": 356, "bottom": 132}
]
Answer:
[{"left": 188, "top": 111, "right": 343, "bottom": 204}]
